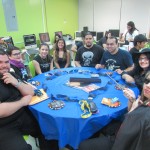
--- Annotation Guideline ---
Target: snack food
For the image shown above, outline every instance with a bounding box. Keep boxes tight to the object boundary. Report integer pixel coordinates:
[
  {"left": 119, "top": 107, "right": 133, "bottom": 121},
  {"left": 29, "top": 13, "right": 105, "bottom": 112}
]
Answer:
[{"left": 101, "top": 97, "right": 120, "bottom": 107}]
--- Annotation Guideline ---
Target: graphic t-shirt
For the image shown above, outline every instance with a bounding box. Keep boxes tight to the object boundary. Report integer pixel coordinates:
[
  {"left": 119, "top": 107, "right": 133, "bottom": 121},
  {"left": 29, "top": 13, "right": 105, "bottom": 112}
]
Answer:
[
  {"left": 100, "top": 49, "right": 133, "bottom": 70},
  {"left": 33, "top": 54, "right": 53, "bottom": 74},
  {"left": 75, "top": 44, "right": 104, "bottom": 67}
]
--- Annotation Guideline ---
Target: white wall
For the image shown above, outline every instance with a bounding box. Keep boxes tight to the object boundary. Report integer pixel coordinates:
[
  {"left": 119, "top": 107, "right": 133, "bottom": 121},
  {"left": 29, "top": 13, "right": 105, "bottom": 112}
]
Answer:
[{"left": 79, "top": 0, "right": 150, "bottom": 37}]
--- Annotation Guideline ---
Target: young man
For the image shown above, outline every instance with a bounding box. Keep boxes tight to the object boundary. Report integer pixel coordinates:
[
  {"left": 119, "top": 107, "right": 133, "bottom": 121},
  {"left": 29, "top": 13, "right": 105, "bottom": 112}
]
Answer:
[
  {"left": 0, "top": 49, "right": 58, "bottom": 150},
  {"left": 75, "top": 32, "right": 104, "bottom": 67},
  {"left": 95, "top": 36, "right": 134, "bottom": 74},
  {"left": 129, "top": 34, "right": 147, "bottom": 64}
]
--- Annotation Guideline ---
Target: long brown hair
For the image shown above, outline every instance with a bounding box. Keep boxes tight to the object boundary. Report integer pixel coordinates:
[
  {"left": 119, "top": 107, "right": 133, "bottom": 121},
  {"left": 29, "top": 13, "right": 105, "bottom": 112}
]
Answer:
[
  {"left": 55, "top": 38, "right": 67, "bottom": 62},
  {"left": 141, "top": 71, "right": 150, "bottom": 102}
]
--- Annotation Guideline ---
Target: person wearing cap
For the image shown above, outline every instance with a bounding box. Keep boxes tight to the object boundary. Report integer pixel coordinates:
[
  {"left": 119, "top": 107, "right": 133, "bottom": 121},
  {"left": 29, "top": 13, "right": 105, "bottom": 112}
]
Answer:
[
  {"left": 129, "top": 34, "right": 147, "bottom": 64},
  {"left": 122, "top": 48, "right": 150, "bottom": 93}
]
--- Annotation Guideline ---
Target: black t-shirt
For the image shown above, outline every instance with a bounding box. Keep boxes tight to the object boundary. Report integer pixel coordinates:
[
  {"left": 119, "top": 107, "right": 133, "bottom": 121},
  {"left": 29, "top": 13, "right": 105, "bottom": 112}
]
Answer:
[
  {"left": 33, "top": 54, "right": 53, "bottom": 74},
  {"left": 0, "top": 72, "right": 24, "bottom": 126},
  {"left": 126, "top": 69, "right": 149, "bottom": 93},
  {"left": 75, "top": 44, "right": 104, "bottom": 67},
  {"left": 129, "top": 47, "right": 139, "bottom": 65}
]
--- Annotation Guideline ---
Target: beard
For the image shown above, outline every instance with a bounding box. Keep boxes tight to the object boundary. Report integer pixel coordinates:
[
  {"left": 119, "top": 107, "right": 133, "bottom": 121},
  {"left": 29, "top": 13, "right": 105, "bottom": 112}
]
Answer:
[{"left": 85, "top": 43, "right": 92, "bottom": 48}]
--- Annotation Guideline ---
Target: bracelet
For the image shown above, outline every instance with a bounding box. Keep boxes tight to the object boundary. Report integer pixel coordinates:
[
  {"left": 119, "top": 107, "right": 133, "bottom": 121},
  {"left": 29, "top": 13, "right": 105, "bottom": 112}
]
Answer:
[{"left": 15, "top": 79, "right": 22, "bottom": 88}]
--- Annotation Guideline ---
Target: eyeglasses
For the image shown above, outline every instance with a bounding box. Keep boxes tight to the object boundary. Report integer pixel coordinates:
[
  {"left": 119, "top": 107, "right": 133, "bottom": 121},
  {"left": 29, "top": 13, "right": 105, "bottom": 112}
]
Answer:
[
  {"left": 144, "top": 78, "right": 150, "bottom": 84},
  {"left": 138, "top": 57, "right": 148, "bottom": 62},
  {"left": 12, "top": 52, "right": 21, "bottom": 56}
]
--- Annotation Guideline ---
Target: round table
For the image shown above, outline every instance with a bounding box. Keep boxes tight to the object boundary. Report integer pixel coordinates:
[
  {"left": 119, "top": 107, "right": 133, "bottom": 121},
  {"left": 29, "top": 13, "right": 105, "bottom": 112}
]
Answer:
[{"left": 29, "top": 67, "right": 139, "bottom": 149}]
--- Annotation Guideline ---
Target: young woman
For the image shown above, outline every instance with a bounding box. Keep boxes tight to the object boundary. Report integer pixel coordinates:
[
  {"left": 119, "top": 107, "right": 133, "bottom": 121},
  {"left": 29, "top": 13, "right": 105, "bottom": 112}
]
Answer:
[
  {"left": 53, "top": 38, "right": 70, "bottom": 69},
  {"left": 121, "top": 21, "right": 139, "bottom": 45},
  {"left": 33, "top": 43, "right": 53, "bottom": 75},
  {"left": 122, "top": 48, "right": 150, "bottom": 93},
  {"left": 79, "top": 71, "right": 150, "bottom": 150},
  {"left": 6, "top": 46, "right": 30, "bottom": 81}
]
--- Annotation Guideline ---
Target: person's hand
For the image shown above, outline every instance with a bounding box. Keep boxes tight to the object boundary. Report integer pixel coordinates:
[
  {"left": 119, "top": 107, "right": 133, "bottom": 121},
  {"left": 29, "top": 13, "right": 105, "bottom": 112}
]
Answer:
[
  {"left": 115, "top": 69, "right": 123, "bottom": 74},
  {"left": 123, "top": 88, "right": 136, "bottom": 100},
  {"left": 21, "top": 95, "right": 32, "bottom": 106},
  {"left": 95, "top": 64, "right": 101, "bottom": 69},
  {"left": 2, "top": 73, "right": 19, "bottom": 87},
  {"left": 129, "top": 96, "right": 143, "bottom": 112}
]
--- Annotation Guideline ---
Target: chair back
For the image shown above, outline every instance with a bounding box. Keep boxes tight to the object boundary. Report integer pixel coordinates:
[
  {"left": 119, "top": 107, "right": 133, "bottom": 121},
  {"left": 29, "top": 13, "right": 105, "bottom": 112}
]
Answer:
[{"left": 28, "top": 61, "right": 35, "bottom": 77}]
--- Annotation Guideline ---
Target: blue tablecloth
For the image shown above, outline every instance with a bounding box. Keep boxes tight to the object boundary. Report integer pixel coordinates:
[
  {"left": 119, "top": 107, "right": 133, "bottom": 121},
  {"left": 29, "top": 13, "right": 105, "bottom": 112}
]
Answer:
[{"left": 29, "top": 67, "right": 139, "bottom": 149}]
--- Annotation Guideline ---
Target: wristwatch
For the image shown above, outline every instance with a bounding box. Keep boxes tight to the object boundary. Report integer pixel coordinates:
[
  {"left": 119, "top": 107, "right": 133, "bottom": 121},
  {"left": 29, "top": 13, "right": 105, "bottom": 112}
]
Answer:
[{"left": 15, "top": 79, "right": 22, "bottom": 88}]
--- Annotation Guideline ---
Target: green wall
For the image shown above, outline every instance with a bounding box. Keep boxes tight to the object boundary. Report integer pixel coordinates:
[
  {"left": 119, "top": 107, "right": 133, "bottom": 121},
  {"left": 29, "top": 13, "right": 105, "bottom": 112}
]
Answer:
[{"left": 0, "top": 0, "right": 78, "bottom": 48}]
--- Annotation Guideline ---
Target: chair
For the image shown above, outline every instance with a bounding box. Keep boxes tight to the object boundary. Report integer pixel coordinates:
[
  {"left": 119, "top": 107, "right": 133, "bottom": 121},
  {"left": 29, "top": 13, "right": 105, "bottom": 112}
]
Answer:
[{"left": 28, "top": 61, "right": 35, "bottom": 77}]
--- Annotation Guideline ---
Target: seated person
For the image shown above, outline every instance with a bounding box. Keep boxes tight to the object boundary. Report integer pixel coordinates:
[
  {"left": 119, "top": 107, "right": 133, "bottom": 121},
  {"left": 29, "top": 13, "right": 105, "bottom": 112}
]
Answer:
[
  {"left": 33, "top": 43, "right": 53, "bottom": 75},
  {"left": 53, "top": 38, "right": 70, "bottom": 69},
  {"left": 129, "top": 34, "right": 147, "bottom": 64},
  {"left": 71, "top": 40, "right": 84, "bottom": 53},
  {"left": 122, "top": 48, "right": 150, "bottom": 93},
  {"left": 95, "top": 36, "right": 134, "bottom": 74},
  {"left": 6, "top": 46, "right": 30, "bottom": 81},
  {"left": 71, "top": 31, "right": 85, "bottom": 53},
  {"left": 79, "top": 71, "right": 150, "bottom": 150},
  {"left": 53, "top": 33, "right": 61, "bottom": 50},
  {"left": 75, "top": 32, "right": 104, "bottom": 67},
  {"left": 97, "top": 31, "right": 111, "bottom": 49},
  {"left": 0, "top": 49, "right": 59, "bottom": 150}
]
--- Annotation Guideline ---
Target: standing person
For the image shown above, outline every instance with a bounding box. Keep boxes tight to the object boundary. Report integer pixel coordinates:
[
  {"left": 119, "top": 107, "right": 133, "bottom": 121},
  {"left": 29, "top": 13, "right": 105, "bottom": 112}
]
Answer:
[
  {"left": 53, "top": 38, "right": 70, "bottom": 69},
  {"left": 75, "top": 32, "right": 104, "bottom": 67},
  {"left": 129, "top": 34, "right": 147, "bottom": 64},
  {"left": 122, "top": 48, "right": 150, "bottom": 93},
  {"left": 95, "top": 36, "right": 134, "bottom": 74},
  {"left": 6, "top": 46, "right": 30, "bottom": 81},
  {"left": 33, "top": 43, "right": 53, "bottom": 75},
  {"left": 121, "top": 21, "right": 139, "bottom": 46},
  {"left": 79, "top": 71, "right": 150, "bottom": 150},
  {"left": 0, "top": 49, "right": 59, "bottom": 150},
  {"left": 97, "top": 31, "right": 111, "bottom": 49}
]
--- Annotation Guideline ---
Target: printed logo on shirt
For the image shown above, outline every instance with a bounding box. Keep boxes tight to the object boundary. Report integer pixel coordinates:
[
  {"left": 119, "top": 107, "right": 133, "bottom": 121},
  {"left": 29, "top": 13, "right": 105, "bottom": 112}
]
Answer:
[
  {"left": 82, "top": 51, "right": 94, "bottom": 66},
  {"left": 105, "top": 59, "right": 120, "bottom": 70}
]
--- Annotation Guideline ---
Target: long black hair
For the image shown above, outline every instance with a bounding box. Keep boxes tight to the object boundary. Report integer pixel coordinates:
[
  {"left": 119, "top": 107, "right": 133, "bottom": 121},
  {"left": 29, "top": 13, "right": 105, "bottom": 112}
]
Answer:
[
  {"left": 134, "top": 52, "right": 150, "bottom": 74},
  {"left": 127, "top": 21, "right": 138, "bottom": 35}
]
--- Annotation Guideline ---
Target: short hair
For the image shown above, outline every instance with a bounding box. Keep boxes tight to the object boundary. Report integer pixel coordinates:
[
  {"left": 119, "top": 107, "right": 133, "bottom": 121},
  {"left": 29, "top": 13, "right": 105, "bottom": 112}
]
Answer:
[
  {"left": 107, "top": 36, "right": 118, "bottom": 44},
  {"left": 133, "top": 34, "right": 147, "bottom": 46},
  {"left": 6, "top": 46, "right": 20, "bottom": 56},
  {"left": 83, "top": 32, "right": 93, "bottom": 38}
]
